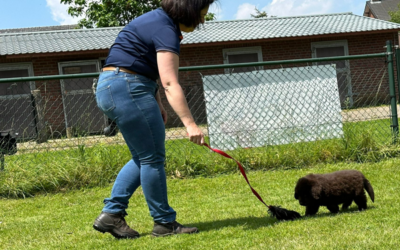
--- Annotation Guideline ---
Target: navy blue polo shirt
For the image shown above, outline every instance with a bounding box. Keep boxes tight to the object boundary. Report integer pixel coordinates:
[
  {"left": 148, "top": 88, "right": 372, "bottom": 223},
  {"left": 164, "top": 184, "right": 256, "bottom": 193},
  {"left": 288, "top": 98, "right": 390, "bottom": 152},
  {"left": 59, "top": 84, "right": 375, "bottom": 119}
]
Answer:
[{"left": 104, "top": 8, "right": 183, "bottom": 80}]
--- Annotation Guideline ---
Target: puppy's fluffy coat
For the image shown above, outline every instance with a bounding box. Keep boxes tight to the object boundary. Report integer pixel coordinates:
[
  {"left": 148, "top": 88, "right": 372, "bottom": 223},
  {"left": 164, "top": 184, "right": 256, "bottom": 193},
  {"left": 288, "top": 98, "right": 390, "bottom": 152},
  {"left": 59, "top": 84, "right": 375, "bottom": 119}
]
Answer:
[{"left": 294, "top": 170, "right": 374, "bottom": 216}]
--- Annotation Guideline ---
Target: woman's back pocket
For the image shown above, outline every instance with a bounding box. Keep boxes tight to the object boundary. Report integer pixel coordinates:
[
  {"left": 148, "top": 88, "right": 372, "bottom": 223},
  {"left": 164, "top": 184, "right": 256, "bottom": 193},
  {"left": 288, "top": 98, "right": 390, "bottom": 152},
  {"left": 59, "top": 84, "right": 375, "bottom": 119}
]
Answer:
[{"left": 96, "top": 85, "right": 116, "bottom": 112}]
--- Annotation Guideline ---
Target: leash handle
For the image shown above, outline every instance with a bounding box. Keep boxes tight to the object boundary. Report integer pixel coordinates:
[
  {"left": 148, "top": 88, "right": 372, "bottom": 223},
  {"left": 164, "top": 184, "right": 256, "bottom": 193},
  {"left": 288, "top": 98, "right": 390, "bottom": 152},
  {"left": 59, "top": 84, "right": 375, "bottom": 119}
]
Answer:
[{"left": 203, "top": 143, "right": 270, "bottom": 208}]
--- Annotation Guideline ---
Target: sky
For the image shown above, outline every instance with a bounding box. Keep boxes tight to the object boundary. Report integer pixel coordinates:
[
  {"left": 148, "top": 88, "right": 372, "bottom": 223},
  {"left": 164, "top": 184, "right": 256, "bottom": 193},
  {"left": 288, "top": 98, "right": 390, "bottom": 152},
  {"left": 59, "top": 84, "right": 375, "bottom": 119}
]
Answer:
[{"left": 0, "top": 0, "right": 368, "bottom": 30}]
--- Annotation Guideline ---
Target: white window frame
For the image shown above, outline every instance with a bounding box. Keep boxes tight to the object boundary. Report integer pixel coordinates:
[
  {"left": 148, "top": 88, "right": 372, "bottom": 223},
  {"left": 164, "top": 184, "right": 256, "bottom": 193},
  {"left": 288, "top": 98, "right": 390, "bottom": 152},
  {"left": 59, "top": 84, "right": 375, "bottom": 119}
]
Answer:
[
  {"left": 58, "top": 59, "right": 101, "bottom": 95},
  {"left": 311, "top": 40, "right": 353, "bottom": 106},
  {"left": 58, "top": 60, "right": 101, "bottom": 75},
  {"left": 311, "top": 40, "right": 349, "bottom": 60},
  {"left": 0, "top": 63, "right": 35, "bottom": 98},
  {"left": 58, "top": 60, "right": 102, "bottom": 129},
  {"left": 222, "top": 46, "right": 263, "bottom": 74}
]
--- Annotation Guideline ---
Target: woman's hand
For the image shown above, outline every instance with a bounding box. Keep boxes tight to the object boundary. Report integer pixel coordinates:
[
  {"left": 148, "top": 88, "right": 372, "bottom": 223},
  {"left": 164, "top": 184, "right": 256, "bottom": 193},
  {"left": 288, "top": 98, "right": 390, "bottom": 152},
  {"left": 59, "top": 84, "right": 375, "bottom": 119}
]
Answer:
[{"left": 186, "top": 123, "right": 204, "bottom": 145}]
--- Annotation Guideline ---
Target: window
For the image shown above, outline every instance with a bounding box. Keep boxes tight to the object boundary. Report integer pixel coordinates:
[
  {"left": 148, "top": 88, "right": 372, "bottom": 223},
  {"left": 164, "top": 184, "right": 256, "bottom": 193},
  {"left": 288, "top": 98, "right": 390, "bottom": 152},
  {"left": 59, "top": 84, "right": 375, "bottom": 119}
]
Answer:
[
  {"left": 0, "top": 63, "right": 34, "bottom": 96},
  {"left": 0, "top": 63, "right": 36, "bottom": 138},
  {"left": 311, "top": 40, "right": 349, "bottom": 69},
  {"left": 59, "top": 61, "right": 100, "bottom": 91},
  {"left": 58, "top": 60, "right": 105, "bottom": 134},
  {"left": 311, "top": 40, "right": 352, "bottom": 107},
  {"left": 223, "top": 46, "right": 263, "bottom": 74}
]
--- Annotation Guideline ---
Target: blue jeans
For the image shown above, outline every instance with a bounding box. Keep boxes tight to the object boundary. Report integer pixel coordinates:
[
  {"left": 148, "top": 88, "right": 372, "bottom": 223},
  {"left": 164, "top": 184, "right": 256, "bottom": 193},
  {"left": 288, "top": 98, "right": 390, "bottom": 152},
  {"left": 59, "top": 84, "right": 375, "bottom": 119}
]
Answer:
[{"left": 95, "top": 68, "right": 176, "bottom": 223}]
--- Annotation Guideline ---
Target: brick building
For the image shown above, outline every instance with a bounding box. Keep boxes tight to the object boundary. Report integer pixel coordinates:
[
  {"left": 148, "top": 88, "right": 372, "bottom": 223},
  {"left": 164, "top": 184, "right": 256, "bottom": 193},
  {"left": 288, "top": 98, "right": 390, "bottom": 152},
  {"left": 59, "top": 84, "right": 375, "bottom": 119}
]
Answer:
[
  {"left": 363, "top": 0, "right": 400, "bottom": 21},
  {"left": 1, "top": 12, "right": 400, "bottom": 140}
]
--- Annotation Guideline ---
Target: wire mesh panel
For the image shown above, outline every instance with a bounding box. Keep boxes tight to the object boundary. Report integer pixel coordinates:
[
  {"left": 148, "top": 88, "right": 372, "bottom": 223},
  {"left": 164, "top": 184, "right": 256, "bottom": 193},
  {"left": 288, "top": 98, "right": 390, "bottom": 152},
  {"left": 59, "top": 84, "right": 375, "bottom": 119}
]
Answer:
[
  {"left": 60, "top": 63, "right": 106, "bottom": 135},
  {"left": 0, "top": 96, "right": 36, "bottom": 139},
  {"left": 0, "top": 74, "right": 37, "bottom": 140},
  {"left": 62, "top": 78, "right": 106, "bottom": 136},
  {"left": 202, "top": 65, "right": 343, "bottom": 150}
]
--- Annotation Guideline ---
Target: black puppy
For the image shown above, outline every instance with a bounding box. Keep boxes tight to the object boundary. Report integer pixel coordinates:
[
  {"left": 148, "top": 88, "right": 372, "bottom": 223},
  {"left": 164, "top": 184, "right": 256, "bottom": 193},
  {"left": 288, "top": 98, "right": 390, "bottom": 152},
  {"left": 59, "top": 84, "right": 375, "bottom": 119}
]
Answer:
[{"left": 294, "top": 170, "right": 374, "bottom": 216}]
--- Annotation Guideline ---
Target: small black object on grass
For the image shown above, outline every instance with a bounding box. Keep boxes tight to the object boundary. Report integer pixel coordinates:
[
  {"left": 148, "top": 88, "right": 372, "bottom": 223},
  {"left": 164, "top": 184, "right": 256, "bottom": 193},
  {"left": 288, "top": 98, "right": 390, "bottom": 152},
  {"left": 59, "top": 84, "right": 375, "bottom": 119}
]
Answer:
[
  {"left": 268, "top": 205, "right": 302, "bottom": 221},
  {"left": 204, "top": 143, "right": 302, "bottom": 221}
]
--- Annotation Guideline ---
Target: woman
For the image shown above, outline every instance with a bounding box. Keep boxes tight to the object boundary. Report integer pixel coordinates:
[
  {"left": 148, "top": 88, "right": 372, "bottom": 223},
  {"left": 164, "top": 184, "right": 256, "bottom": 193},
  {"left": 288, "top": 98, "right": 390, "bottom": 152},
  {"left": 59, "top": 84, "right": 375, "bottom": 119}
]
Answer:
[{"left": 93, "top": 0, "right": 216, "bottom": 239}]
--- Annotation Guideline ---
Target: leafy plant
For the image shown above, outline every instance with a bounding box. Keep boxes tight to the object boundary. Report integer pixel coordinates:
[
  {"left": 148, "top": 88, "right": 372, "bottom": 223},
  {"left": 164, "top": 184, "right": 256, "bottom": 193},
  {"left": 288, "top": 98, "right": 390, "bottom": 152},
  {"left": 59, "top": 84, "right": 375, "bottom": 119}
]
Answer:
[
  {"left": 60, "top": 0, "right": 218, "bottom": 28},
  {"left": 60, "top": 0, "right": 162, "bottom": 28}
]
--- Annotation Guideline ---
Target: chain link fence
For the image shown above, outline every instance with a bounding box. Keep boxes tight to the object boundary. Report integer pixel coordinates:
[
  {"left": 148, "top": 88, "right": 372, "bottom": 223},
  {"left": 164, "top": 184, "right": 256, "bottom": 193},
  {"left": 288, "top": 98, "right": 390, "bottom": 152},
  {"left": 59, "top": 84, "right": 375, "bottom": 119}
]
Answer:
[{"left": 0, "top": 44, "right": 399, "bottom": 170}]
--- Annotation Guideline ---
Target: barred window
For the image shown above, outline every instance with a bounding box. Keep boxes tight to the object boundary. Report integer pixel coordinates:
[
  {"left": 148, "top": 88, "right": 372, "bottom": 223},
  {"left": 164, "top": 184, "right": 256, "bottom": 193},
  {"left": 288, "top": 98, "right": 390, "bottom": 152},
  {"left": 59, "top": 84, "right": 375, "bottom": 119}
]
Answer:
[
  {"left": 0, "top": 63, "right": 36, "bottom": 138},
  {"left": 0, "top": 63, "right": 33, "bottom": 96},
  {"left": 311, "top": 40, "right": 352, "bottom": 107},
  {"left": 58, "top": 60, "right": 105, "bottom": 134},
  {"left": 223, "top": 46, "right": 263, "bottom": 74}
]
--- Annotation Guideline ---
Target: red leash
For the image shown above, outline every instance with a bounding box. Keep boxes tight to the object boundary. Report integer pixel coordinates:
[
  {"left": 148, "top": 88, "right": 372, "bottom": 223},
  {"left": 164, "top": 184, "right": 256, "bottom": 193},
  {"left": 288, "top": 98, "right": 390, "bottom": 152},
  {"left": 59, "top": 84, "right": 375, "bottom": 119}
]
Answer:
[
  {"left": 203, "top": 143, "right": 302, "bottom": 221},
  {"left": 203, "top": 143, "right": 270, "bottom": 208}
]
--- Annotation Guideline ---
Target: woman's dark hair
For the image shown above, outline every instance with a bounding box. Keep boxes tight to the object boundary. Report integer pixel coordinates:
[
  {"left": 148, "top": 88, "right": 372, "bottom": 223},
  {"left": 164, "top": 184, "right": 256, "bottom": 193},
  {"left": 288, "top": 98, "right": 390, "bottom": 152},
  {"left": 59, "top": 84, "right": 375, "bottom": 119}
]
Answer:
[{"left": 161, "top": 0, "right": 216, "bottom": 28}]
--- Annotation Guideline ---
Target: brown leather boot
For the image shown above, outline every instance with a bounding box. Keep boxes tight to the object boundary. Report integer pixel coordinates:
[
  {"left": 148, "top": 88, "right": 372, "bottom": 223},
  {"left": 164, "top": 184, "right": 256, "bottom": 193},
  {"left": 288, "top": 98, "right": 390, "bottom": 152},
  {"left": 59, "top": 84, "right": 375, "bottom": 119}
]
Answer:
[
  {"left": 152, "top": 221, "right": 199, "bottom": 237},
  {"left": 93, "top": 212, "right": 140, "bottom": 239}
]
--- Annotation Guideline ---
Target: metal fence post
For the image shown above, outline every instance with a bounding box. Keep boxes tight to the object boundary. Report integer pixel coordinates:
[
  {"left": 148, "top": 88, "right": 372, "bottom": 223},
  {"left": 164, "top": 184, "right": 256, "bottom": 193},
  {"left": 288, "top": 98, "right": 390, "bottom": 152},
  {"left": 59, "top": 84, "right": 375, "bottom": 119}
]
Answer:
[
  {"left": 387, "top": 40, "right": 399, "bottom": 143},
  {"left": 396, "top": 45, "right": 400, "bottom": 102}
]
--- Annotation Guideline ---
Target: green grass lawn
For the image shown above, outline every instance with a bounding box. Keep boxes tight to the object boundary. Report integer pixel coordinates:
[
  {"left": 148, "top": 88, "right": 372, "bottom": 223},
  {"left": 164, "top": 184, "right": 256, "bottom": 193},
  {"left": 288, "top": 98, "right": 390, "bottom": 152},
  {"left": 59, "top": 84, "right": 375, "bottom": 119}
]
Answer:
[{"left": 1, "top": 159, "right": 400, "bottom": 249}]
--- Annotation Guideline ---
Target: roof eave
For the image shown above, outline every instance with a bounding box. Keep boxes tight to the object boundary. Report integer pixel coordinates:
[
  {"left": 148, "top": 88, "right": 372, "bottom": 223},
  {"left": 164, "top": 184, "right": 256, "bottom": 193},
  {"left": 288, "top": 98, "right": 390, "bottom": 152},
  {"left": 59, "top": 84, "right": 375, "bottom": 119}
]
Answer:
[
  {"left": 1, "top": 29, "right": 399, "bottom": 57},
  {"left": 2, "top": 48, "right": 110, "bottom": 59},
  {"left": 181, "top": 30, "right": 400, "bottom": 48}
]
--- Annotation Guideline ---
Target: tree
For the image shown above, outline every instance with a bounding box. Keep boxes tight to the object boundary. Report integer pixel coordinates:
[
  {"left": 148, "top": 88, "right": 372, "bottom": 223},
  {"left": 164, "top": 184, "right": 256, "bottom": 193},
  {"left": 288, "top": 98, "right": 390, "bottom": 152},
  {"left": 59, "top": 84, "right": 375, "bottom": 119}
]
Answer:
[
  {"left": 389, "top": 3, "right": 400, "bottom": 23},
  {"left": 62, "top": 0, "right": 218, "bottom": 28},
  {"left": 60, "top": 0, "right": 162, "bottom": 28},
  {"left": 250, "top": 7, "right": 271, "bottom": 18},
  {"left": 205, "top": 12, "right": 216, "bottom": 21}
]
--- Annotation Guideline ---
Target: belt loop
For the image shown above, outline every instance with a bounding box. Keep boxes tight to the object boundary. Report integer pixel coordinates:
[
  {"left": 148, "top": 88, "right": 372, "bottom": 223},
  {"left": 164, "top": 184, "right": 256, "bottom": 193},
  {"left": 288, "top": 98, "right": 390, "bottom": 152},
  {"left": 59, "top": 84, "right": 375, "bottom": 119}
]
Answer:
[{"left": 115, "top": 67, "right": 120, "bottom": 74}]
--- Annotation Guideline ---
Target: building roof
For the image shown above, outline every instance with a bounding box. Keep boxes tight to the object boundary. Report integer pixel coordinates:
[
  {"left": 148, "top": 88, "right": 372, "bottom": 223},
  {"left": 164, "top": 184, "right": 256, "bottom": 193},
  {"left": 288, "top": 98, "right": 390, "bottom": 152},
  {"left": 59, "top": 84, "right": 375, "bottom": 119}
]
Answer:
[
  {"left": 183, "top": 12, "right": 400, "bottom": 44},
  {"left": 0, "top": 27, "right": 119, "bottom": 56},
  {"left": 0, "top": 24, "right": 79, "bottom": 34},
  {"left": 1, "top": 12, "right": 400, "bottom": 56},
  {"left": 364, "top": 0, "right": 400, "bottom": 21}
]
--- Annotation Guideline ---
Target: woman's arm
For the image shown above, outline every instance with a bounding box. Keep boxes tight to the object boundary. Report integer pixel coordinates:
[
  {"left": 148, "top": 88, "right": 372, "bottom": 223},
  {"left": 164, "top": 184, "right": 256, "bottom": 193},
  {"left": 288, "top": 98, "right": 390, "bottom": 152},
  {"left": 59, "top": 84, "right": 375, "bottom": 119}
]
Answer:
[
  {"left": 155, "top": 89, "right": 168, "bottom": 125},
  {"left": 157, "top": 51, "right": 204, "bottom": 145}
]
